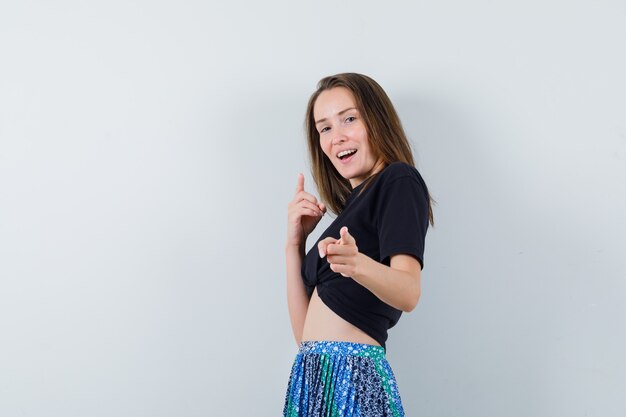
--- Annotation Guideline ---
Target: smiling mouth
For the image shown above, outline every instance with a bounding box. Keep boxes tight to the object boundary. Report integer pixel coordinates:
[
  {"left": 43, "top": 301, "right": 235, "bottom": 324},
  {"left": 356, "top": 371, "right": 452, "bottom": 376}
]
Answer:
[{"left": 337, "top": 149, "right": 357, "bottom": 160}]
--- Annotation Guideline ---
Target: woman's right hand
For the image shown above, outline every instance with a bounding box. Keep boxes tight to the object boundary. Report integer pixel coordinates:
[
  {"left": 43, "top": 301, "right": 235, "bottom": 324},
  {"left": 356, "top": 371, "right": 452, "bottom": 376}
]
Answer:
[{"left": 287, "top": 173, "right": 326, "bottom": 247}]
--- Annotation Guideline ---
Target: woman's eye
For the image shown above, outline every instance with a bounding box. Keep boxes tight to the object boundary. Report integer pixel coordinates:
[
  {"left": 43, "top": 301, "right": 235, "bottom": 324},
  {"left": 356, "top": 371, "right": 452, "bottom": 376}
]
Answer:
[
  {"left": 345, "top": 116, "right": 356, "bottom": 123},
  {"left": 320, "top": 126, "right": 330, "bottom": 133}
]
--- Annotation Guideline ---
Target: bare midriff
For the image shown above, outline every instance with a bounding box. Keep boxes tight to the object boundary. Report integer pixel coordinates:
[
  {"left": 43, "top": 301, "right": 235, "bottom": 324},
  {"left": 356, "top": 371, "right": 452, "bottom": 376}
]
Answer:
[{"left": 301, "top": 286, "right": 381, "bottom": 346}]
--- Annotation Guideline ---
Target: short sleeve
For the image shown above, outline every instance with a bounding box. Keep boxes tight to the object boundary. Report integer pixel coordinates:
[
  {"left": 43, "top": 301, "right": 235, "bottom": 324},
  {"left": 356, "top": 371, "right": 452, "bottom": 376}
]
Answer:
[{"left": 376, "top": 174, "right": 430, "bottom": 268}]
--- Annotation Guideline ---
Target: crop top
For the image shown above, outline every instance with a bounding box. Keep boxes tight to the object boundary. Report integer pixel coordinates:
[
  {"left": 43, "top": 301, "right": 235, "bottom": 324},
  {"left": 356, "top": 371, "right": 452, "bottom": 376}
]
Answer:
[{"left": 301, "top": 161, "right": 430, "bottom": 349}]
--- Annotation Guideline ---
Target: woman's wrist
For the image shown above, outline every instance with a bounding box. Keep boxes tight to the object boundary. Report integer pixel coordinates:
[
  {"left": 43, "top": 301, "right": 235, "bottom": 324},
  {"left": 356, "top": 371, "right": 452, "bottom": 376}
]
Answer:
[{"left": 285, "top": 241, "right": 305, "bottom": 253}]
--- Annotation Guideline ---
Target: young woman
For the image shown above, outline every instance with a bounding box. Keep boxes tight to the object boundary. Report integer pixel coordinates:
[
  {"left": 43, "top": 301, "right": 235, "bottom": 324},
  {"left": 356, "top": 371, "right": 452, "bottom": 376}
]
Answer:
[{"left": 284, "top": 73, "right": 434, "bottom": 417}]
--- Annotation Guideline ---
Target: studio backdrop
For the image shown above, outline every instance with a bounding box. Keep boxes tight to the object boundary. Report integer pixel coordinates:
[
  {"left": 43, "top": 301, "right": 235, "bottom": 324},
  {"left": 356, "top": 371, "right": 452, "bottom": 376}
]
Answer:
[{"left": 1, "top": 1, "right": 625, "bottom": 416}]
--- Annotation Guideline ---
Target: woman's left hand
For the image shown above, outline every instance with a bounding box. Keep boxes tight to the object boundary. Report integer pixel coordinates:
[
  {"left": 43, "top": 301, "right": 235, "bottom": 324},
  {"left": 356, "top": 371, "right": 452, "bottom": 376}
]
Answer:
[{"left": 318, "top": 226, "right": 362, "bottom": 278}]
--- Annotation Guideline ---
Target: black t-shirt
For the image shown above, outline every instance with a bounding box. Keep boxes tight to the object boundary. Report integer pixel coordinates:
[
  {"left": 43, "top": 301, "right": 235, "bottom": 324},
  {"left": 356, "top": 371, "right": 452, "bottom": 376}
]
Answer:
[{"left": 301, "top": 161, "right": 430, "bottom": 349}]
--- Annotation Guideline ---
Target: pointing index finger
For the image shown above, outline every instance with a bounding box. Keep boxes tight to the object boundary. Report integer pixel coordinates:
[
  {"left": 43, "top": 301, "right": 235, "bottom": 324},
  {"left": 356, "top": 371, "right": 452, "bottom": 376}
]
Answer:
[{"left": 318, "top": 237, "right": 338, "bottom": 258}]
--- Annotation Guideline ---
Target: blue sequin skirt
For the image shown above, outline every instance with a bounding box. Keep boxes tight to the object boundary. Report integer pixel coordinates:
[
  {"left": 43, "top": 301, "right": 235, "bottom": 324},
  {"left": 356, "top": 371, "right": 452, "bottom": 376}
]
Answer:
[{"left": 283, "top": 341, "right": 405, "bottom": 417}]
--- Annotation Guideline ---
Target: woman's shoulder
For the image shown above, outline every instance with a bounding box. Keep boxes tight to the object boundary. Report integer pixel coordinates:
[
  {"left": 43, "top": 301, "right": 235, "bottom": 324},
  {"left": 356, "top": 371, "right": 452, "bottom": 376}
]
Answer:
[
  {"left": 379, "top": 161, "right": 424, "bottom": 184},
  {"left": 372, "top": 161, "right": 429, "bottom": 199}
]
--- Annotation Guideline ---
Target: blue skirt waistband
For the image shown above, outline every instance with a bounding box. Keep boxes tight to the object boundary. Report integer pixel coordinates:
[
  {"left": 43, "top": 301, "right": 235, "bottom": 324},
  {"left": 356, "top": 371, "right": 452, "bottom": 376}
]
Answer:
[{"left": 298, "top": 340, "right": 386, "bottom": 358}]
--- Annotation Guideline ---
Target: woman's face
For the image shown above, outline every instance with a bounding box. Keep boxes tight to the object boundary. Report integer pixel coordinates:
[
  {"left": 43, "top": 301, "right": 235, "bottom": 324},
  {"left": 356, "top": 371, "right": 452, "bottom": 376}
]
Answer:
[{"left": 313, "top": 87, "right": 384, "bottom": 188}]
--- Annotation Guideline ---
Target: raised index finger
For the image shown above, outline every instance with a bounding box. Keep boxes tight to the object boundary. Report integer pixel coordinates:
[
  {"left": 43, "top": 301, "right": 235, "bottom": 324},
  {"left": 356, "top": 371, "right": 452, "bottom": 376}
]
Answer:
[{"left": 295, "top": 173, "right": 304, "bottom": 193}]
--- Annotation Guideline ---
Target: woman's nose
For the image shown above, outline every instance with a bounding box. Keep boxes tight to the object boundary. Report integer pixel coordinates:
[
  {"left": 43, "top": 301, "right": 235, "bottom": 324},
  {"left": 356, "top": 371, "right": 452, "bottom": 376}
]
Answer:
[{"left": 331, "top": 130, "right": 347, "bottom": 145}]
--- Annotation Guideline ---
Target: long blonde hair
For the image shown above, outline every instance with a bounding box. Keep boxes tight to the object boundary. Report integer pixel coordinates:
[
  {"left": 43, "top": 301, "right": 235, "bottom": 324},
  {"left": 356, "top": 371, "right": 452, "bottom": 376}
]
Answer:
[{"left": 305, "top": 73, "right": 434, "bottom": 224}]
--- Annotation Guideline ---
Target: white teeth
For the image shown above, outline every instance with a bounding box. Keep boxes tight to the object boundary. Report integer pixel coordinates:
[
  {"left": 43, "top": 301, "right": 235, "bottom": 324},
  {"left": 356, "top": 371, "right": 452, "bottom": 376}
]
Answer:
[{"left": 337, "top": 149, "right": 357, "bottom": 159}]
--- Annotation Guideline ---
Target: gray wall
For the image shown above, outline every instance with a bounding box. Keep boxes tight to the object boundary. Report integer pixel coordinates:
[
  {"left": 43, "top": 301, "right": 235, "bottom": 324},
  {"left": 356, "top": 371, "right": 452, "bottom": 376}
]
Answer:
[{"left": 1, "top": 1, "right": 625, "bottom": 416}]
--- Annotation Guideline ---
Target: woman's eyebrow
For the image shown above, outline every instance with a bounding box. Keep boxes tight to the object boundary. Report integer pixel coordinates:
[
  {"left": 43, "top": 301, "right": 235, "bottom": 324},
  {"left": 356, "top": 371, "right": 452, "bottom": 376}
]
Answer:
[{"left": 315, "top": 107, "right": 357, "bottom": 125}]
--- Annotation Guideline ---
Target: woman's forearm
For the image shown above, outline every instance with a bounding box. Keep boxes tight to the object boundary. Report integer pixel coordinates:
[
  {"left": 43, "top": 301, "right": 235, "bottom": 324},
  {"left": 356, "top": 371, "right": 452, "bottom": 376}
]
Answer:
[
  {"left": 351, "top": 253, "right": 421, "bottom": 312},
  {"left": 285, "top": 243, "right": 310, "bottom": 345},
  {"left": 319, "top": 227, "right": 421, "bottom": 313}
]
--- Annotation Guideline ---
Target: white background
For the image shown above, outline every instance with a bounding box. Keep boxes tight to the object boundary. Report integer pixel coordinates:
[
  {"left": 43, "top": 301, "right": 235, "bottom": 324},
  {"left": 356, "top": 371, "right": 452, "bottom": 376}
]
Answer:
[{"left": 1, "top": 1, "right": 625, "bottom": 416}]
